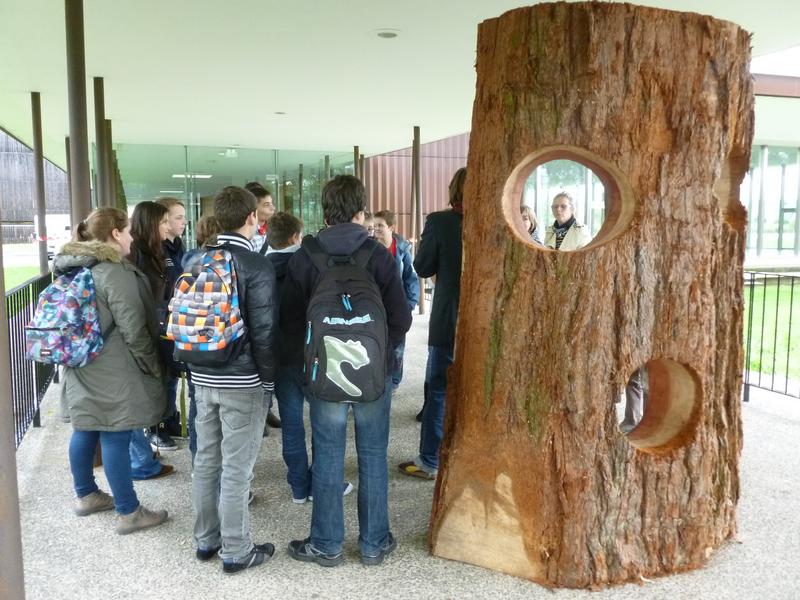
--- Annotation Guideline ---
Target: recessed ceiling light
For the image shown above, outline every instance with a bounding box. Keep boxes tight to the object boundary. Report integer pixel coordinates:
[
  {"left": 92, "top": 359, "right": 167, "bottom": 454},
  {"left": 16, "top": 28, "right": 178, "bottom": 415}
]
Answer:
[
  {"left": 172, "top": 173, "right": 212, "bottom": 179},
  {"left": 159, "top": 190, "right": 184, "bottom": 194},
  {"left": 274, "top": 111, "right": 286, "bottom": 115},
  {"left": 376, "top": 29, "right": 399, "bottom": 39}
]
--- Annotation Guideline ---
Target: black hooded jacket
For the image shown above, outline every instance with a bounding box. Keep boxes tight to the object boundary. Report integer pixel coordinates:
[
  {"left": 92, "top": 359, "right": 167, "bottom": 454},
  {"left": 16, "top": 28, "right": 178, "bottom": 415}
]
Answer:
[{"left": 280, "top": 223, "right": 412, "bottom": 367}]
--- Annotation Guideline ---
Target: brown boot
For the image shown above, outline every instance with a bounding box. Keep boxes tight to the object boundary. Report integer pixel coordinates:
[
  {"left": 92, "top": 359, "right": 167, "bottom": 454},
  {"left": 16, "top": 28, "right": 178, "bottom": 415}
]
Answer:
[
  {"left": 116, "top": 505, "right": 168, "bottom": 535},
  {"left": 74, "top": 490, "right": 114, "bottom": 516}
]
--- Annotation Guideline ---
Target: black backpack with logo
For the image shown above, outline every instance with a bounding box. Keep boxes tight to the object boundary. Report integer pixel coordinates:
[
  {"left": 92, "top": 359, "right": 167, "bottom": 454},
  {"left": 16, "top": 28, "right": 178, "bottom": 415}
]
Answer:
[{"left": 303, "top": 236, "right": 388, "bottom": 403}]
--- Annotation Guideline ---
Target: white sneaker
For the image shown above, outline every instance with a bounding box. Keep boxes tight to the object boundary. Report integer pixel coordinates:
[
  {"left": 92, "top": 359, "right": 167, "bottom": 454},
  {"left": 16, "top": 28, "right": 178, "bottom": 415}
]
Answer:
[{"left": 308, "top": 481, "right": 353, "bottom": 502}]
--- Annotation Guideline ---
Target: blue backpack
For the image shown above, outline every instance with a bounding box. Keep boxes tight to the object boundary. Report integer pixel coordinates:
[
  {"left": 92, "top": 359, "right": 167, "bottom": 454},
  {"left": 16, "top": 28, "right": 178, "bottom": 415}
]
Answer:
[{"left": 25, "top": 268, "right": 112, "bottom": 367}]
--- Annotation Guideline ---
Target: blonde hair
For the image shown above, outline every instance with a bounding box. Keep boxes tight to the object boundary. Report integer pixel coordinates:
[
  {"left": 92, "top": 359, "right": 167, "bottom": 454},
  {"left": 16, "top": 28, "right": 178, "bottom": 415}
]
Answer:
[
  {"left": 195, "top": 215, "right": 221, "bottom": 247},
  {"left": 519, "top": 205, "right": 538, "bottom": 234}
]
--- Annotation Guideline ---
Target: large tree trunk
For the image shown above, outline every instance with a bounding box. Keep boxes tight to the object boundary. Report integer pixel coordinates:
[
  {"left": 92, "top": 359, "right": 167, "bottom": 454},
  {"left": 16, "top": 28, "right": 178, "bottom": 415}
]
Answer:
[{"left": 429, "top": 2, "right": 753, "bottom": 589}]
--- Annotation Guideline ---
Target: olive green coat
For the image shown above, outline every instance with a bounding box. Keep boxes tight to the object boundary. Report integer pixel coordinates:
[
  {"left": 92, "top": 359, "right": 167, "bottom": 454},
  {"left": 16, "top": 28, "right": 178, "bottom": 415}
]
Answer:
[{"left": 55, "top": 241, "right": 167, "bottom": 431}]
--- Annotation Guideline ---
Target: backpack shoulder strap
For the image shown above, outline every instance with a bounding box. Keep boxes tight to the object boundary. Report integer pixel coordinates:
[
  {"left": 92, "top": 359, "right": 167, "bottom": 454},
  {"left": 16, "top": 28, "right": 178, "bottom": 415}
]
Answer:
[
  {"left": 353, "top": 241, "right": 378, "bottom": 270},
  {"left": 302, "top": 236, "right": 331, "bottom": 274}
]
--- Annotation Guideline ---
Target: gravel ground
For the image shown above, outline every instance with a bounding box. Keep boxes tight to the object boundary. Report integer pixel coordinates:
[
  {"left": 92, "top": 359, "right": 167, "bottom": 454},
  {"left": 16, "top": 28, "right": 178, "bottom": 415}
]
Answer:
[{"left": 14, "top": 311, "right": 800, "bottom": 599}]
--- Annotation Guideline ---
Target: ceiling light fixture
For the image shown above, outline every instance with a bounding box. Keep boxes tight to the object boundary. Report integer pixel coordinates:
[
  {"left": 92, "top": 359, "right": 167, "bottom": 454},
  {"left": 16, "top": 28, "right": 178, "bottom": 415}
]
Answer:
[
  {"left": 375, "top": 29, "right": 399, "bottom": 39},
  {"left": 274, "top": 111, "right": 286, "bottom": 115},
  {"left": 172, "top": 173, "right": 213, "bottom": 179},
  {"left": 158, "top": 190, "right": 185, "bottom": 194}
]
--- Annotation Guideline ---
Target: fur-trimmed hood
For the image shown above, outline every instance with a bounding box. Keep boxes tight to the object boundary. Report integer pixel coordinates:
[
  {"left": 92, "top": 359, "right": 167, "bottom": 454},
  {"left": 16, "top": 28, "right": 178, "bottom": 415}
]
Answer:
[{"left": 53, "top": 240, "right": 122, "bottom": 274}]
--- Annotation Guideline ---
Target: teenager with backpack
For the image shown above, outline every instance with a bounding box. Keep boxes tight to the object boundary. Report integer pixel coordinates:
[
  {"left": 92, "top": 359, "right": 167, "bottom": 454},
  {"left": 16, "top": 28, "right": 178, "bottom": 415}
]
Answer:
[
  {"left": 170, "top": 186, "right": 279, "bottom": 574},
  {"left": 55, "top": 208, "right": 169, "bottom": 535},
  {"left": 281, "top": 175, "right": 411, "bottom": 567}
]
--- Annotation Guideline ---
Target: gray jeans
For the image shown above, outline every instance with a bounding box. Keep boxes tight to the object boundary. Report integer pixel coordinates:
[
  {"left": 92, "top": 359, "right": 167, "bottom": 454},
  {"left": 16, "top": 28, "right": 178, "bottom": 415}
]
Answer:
[{"left": 192, "top": 385, "right": 268, "bottom": 561}]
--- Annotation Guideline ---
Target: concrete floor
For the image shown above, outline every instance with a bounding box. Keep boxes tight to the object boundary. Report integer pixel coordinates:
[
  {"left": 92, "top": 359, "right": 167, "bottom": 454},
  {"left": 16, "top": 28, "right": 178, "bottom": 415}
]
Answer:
[{"left": 14, "top": 311, "right": 800, "bottom": 599}]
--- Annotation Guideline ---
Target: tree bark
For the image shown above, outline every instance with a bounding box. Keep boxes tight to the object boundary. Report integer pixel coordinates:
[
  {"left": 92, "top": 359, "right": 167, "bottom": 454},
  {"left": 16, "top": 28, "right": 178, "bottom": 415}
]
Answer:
[{"left": 429, "top": 2, "right": 753, "bottom": 588}]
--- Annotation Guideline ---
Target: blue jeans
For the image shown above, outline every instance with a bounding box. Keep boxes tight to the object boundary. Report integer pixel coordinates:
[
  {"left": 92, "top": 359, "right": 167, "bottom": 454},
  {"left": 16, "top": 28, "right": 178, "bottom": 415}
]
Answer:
[
  {"left": 418, "top": 343, "right": 454, "bottom": 471},
  {"left": 193, "top": 385, "right": 269, "bottom": 562},
  {"left": 276, "top": 366, "right": 310, "bottom": 500},
  {"left": 69, "top": 429, "right": 139, "bottom": 515},
  {"left": 309, "top": 377, "right": 392, "bottom": 556},
  {"left": 129, "top": 428, "right": 161, "bottom": 480},
  {"left": 392, "top": 337, "right": 406, "bottom": 388}
]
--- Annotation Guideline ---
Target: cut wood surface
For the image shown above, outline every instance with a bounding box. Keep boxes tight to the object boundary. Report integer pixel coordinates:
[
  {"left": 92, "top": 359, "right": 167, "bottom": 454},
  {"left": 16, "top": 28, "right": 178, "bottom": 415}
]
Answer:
[{"left": 429, "top": 2, "right": 753, "bottom": 588}]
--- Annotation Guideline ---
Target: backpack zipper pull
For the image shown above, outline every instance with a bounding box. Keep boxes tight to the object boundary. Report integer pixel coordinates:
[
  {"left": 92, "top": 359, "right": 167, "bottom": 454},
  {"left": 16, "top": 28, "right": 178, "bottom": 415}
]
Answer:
[
  {"left": 305, "top": 321, "right": 312, "bottom": 345},
  {"left": 312, "top": 357, "right": 319, "bottom": 381}
]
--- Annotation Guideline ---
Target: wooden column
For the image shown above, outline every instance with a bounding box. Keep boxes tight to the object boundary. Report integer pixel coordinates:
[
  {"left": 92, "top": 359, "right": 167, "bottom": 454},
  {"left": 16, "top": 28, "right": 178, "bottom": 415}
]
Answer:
[
  {"left": 411, "top": 125, "right": 425, "bottom": 315},
  {"left": 92, "top": 77, "right": 109, "bottom": 207},
  {"left": 105, "top": 120, "right": 117, "bottom": 207},
  {"left": 429, "top": 3, "right": 753, "bottom": 588},
  {"left": 65, "top": 0, "right": 92, "bottom": 225},
  {"left": 353, "top": 145, "right": 360, "bottom": 179},
  {"left": 31, "top": 92, "right": 49, "bottom": 274},
  {"left": 324, "top": 154, "right": 331, "bottom": 182}
]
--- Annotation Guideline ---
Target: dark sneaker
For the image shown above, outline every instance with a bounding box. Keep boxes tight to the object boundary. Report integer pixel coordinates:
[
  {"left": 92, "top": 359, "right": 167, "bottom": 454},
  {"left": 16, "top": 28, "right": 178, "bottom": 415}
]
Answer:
[
  {"left": 287, "top": 538, "right": 343, "bottom": 567},
  {"left": 196, "top": 545, "right": 221, "bottom": 561},
  {"left": 266, "top": 410, "right": 282, "bottom": 428},
  {"left": 222, "top": 543, "right": 275, "bottom": 574},
  {"left": 361, "top": 533, "right": 397, "bottom": 566},
  {"left": 148, "top": 429, "right": 177, "bottom": 452},
  {"left": 163, "top": 419, "right": 185, "bottom": 439}
]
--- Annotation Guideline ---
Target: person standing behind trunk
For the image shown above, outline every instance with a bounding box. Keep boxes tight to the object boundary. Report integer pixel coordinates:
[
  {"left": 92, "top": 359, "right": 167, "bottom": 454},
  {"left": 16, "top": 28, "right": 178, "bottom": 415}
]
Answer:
[
  {"left": 399, "top": 167, "right": 465, "bottom": 480},
  {"left": 58, "top": 207, "right": 168, "bottom": 534},
  {"left": 373, "top": 209, "right": 418, "bottom": 390}
]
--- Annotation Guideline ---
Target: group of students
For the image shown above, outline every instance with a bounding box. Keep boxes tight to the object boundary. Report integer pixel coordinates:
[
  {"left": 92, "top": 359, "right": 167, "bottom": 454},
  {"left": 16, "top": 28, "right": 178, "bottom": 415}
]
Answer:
[{"left": 58, "top": 171, "right": 470, "bottom": 574}]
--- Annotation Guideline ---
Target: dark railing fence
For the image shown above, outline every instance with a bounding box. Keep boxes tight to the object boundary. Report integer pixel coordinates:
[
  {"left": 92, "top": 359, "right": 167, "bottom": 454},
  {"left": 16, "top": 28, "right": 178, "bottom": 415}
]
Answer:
[
  {"left": 6, "top": 273, "right": 55, "bottom": 447},
  {"left": 744, "top": 272, "right": 799, "bottom": 400}
]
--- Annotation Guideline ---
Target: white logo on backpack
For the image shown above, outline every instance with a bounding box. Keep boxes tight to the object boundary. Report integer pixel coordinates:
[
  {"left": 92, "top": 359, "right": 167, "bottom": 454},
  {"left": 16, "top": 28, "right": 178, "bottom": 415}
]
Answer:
[{"left": 323, "top": 336, "right": 371, "bottom": 397}]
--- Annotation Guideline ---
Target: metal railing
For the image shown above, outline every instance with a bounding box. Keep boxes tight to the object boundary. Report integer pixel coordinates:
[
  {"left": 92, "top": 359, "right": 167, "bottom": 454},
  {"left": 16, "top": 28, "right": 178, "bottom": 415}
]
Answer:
[
  {"left": 6, "top": 273, "right": 55, "bottom": 447},
  {"left": 744, "top": 271, "right": 799, "bottom": 400}
]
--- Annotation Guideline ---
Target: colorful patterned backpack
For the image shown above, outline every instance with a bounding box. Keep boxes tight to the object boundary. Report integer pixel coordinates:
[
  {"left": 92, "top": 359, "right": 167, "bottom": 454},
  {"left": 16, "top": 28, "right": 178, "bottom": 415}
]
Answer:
[
  {"left": 25, "top": 267, "right": 111, "bottom": 367},
  {"left": 166, "top": 247, "right": 246, "bottom": 365}
]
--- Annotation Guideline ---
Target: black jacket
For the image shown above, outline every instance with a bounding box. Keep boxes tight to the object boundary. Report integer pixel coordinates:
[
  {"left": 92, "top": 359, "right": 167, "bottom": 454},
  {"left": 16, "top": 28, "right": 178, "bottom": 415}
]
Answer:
[
  {"left": 183, "top": 233, "right": 279, "bottom": 388},
  {"left": 266, "top": 248, "right": 296, "bottom": 367},
  {"left": 414, "top": 209, "right": 462, "bottom": 347},
  {"left": 163, "top": 236, "right": 185, "bottom": 292},
  {"left": 280, "top": 223, "right": 412, "bottom": 367}
]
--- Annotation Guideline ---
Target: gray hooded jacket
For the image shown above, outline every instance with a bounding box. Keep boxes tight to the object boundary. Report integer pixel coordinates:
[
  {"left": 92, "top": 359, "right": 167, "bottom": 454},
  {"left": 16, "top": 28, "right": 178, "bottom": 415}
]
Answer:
[{"left": 55, "top": 241, "right": 167, "bottom": 431}]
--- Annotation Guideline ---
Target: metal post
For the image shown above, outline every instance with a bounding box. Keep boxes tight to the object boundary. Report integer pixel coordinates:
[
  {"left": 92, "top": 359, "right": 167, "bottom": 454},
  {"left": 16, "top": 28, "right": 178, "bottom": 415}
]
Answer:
[
  {"left": 795, "top": 148, "right": 800, "bottom": 255},
  {"left": 31, "top": 92, "right": 49, "bottom": 274},
  {"left": 92, "top": 77, "right": 109, "bottom": 207},
  {"left": 105, "top": 120, "right": 117, "bottom": 207},
  {"left": 65, "top": 0, "right": 92, "bottom": 226},
  {"left": 353, "top": 146, "right": 359, "bottom": 179},
  {"left": 412, "top": 125, "right": 425, "bottom": 315},
  {"left": 324, "top": 155, "right": 331, "bottom": 182},
  {"left": 778, "top": 162, "right": 787, "bottom": 251},
  {"left": 0, "top": 212, "right": 27, "bottom": 599},
  {"left": 757, "top": 145, "right": 768, "bottom": 256},
  {"left": 298, "top": 164, "right": 304, "bottom": 220}
]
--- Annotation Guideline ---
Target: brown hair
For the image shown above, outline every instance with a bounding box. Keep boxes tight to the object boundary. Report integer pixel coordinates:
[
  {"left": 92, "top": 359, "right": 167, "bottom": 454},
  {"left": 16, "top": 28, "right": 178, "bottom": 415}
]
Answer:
[
  {"left": 244, "top": 182, "right": 272, "bottom": 200},
  {"left": 519, "top": 205, "right": 538, "bottom": 234},
  {"left": 130, "top": 201, "right": 168, "bottom": 275},
  {"left": 374, "top": 209, "right": 395, "bottom": 228},
  {"left": 195, "top": 215, "right": 222, "bottom": 247},
  {"left": 75, "top": 208, "right": 128, "bottom": 243},
  {"left": 267, "top": 212, "right": 303, "bottom": 249},
  {"left": 214, "top": 186, "right": 257, "bottom": 231},
  {"left": 449, "top": 167, "right": 467, "bottom": 207},
  {"left": 155, "top": 197, "right": 184, "bottom": 210}
]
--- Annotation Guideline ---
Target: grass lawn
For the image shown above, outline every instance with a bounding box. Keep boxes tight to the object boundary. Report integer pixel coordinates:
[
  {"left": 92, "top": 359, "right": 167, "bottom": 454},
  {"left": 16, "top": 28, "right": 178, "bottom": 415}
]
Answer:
[
  {"left": 4, "top": 267, "right": 42, "bottom": 291},
  {"left": 744, "top": 276, "right": 800, "bottom": 382}
]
